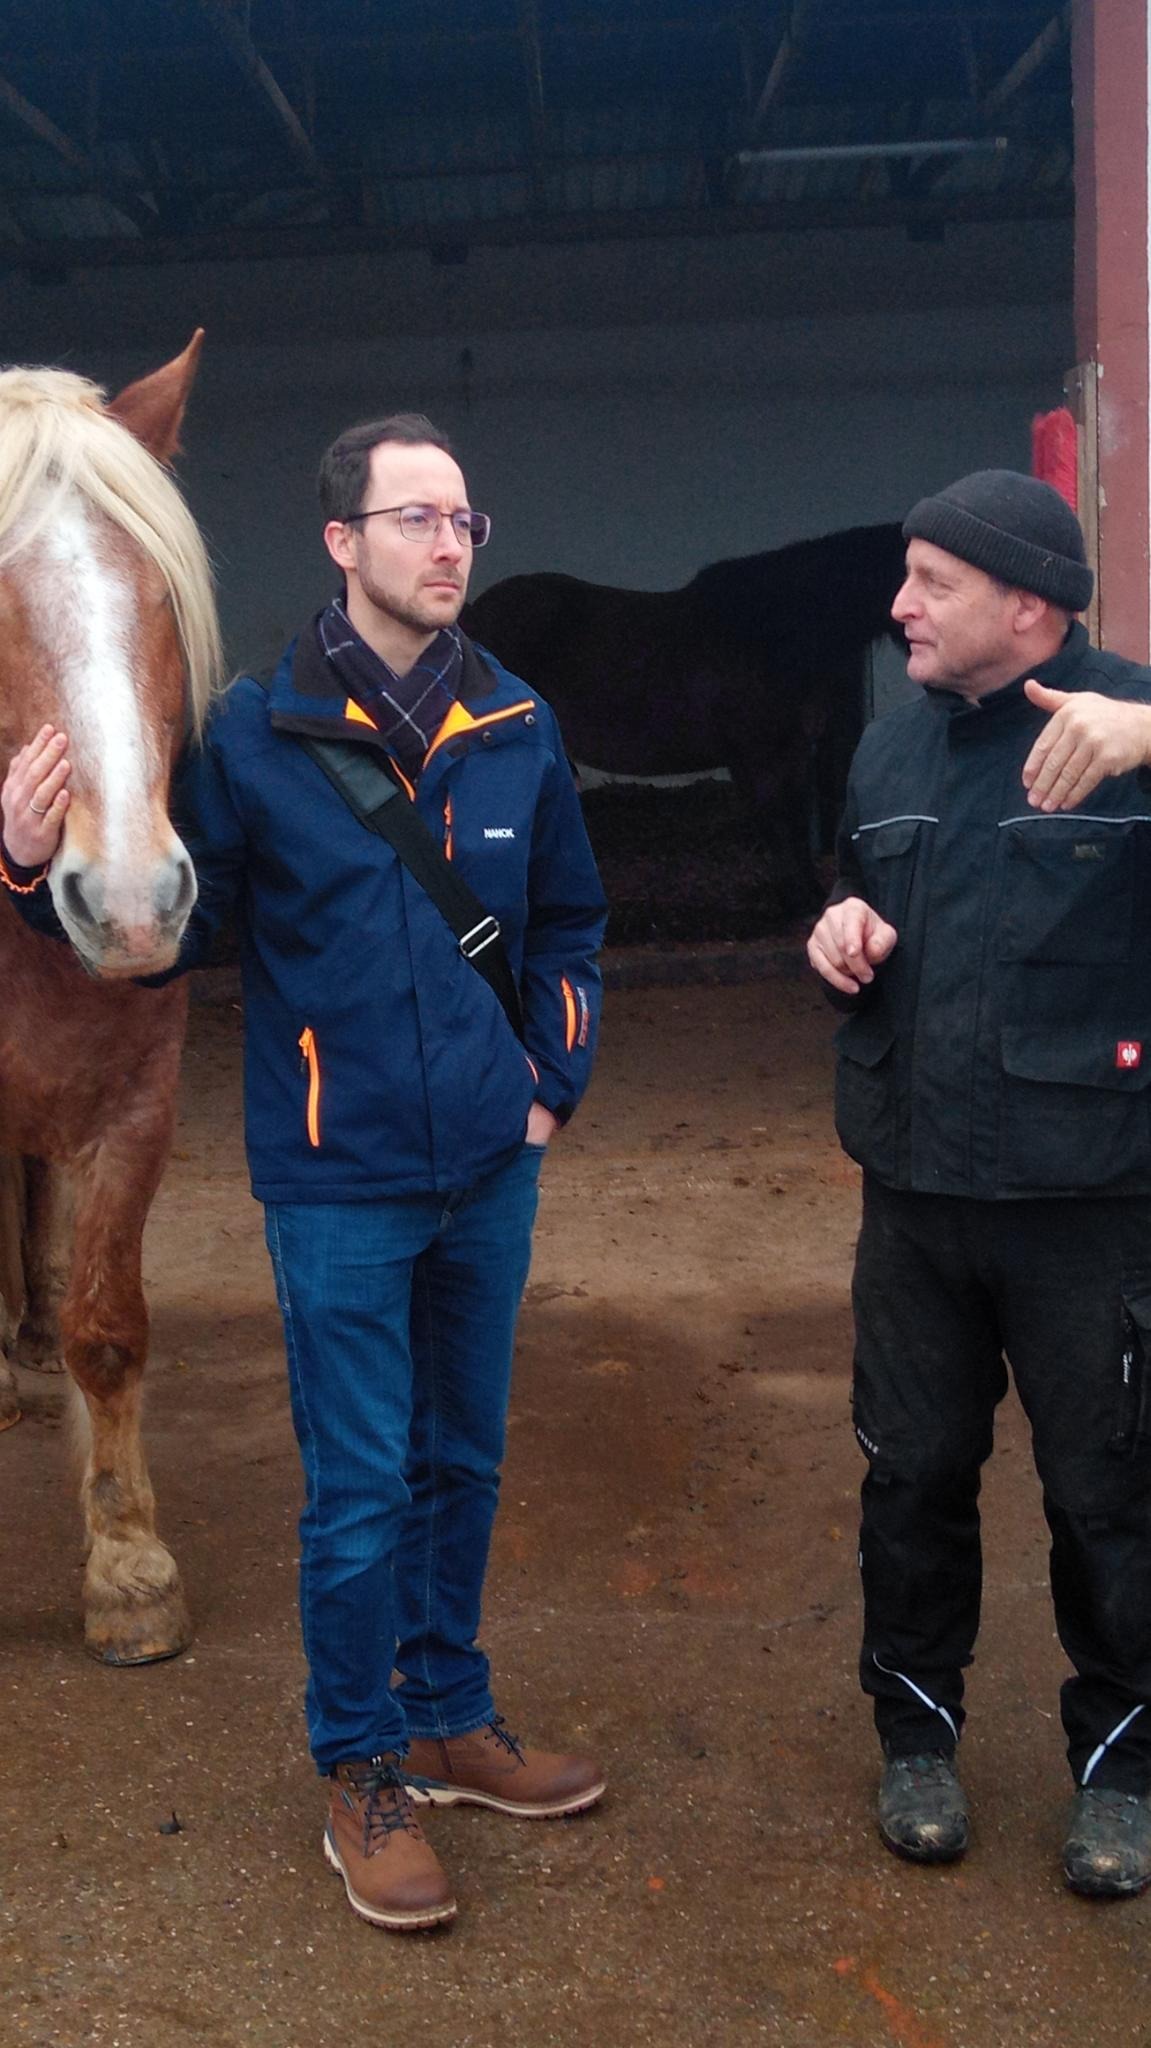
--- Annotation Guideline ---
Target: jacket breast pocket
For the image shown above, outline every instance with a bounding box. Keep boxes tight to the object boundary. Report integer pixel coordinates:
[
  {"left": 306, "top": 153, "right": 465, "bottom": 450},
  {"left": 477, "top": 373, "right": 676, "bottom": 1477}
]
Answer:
[
  {"left": 996, "top": 821, "right": 1136, "bottom": 963},
  {"left": 998, "top": 1026, "right": 1151, "bottom": 1190},
  {"left": 834, "top": 1007, "right": 897, "bottom": 1180},
  {"left": 853, "top": 818, "right": 926, "bottom": 933}
]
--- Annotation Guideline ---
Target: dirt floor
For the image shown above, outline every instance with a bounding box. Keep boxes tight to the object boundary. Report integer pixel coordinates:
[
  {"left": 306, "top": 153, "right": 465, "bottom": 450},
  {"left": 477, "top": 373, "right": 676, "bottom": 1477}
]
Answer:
[{"left": 4, "top": 962, "right": 1151, "bottom": 2048}]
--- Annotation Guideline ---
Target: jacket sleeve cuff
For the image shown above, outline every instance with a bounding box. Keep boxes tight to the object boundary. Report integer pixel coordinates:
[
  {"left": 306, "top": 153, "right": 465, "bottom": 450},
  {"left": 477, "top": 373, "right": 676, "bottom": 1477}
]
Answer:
[
  {"left": 0, "top": 840, "right": 50, "bottom": 893},
  {"left": 528, "top": 1067, "right": 575, "bottom": 1126}
]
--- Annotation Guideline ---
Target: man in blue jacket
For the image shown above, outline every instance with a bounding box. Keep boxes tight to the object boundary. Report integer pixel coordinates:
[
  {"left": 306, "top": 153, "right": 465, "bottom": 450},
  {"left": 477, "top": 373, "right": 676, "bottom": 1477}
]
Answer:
[
  {"left": 2, "top": 414, "right": 608, "bottom": 1933},
  {"left": 807, "top": 470, "right": 1151, "bottom": 1902}
]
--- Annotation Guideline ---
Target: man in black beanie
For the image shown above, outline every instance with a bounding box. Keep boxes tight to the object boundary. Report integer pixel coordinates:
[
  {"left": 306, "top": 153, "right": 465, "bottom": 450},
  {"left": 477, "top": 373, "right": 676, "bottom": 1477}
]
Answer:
[{"left": 808, "top": 469, "right": 1151, "bottom": 1899}]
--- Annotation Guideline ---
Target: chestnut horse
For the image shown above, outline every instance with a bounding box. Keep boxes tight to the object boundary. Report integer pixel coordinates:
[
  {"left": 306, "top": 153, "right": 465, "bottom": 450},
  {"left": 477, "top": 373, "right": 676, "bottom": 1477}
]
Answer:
[{"left": 0, "top": 336, "right": 221, "bottom": 1662}]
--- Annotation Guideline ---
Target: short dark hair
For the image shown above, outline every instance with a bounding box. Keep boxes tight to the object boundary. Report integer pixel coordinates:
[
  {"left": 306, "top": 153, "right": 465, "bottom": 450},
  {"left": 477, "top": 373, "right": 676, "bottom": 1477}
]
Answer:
[{"left": 317, "top": 413, "right": 455, "bottom": 524}]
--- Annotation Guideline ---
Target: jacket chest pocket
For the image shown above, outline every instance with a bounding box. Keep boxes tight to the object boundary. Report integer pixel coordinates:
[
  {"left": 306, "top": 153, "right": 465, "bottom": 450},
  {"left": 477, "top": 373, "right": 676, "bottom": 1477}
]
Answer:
[
  {"left": 853, "top": 817, "right": 926, "bottom": 931},
  {"left": 996, "top": 821, "right": 1136, "bottom": 963}
]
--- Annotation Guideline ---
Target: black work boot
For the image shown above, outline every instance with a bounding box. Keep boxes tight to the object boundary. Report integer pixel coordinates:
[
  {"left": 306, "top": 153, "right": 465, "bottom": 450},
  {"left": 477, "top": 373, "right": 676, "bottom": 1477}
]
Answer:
[
  {"left": 1063, "top": 1786, "right": 1151, "bottom": 1899},
  {"left": 877, "top": 1751, "right": 969, "bottom": 1863}
]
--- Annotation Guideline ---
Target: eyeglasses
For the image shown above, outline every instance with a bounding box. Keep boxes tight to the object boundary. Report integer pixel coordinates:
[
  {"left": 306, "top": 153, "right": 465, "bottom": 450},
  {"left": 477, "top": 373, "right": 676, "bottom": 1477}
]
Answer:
[{"left": 345, "top": 503, "right": 491, "bottom": 547}]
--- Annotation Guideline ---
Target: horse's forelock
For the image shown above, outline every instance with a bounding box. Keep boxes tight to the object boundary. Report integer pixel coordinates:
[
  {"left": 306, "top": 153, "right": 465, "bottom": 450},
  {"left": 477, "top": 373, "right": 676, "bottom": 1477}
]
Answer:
[{"left": 0, "top": 364, "right": 223, "bottom": 737}]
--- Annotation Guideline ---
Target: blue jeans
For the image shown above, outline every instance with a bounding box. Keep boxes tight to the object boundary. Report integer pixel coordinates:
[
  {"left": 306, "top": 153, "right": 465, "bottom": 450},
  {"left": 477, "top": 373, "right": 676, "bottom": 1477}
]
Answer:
[{"left": 264, "top": 1143, "right": 543, "bottom": 1774}]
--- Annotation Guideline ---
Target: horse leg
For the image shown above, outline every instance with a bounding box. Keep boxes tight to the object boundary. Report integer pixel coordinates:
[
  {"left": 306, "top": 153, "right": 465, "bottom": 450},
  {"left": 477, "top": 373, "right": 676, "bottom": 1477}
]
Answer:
[
  {"left": 15, "top": 1156, "right": 71, "bottom": 1375},
  {"left": 0, "top": 1150, "right": 25, "bottom": 1430},
  {"left": 64, "top": 1143, "right": 190, "bottom": 1665}
]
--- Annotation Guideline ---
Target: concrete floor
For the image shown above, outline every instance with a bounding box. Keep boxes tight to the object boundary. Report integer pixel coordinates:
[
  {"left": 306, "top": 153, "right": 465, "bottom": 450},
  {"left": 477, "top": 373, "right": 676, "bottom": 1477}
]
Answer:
[{"left": 2, "top": 970, "right": 1151, "bottom": 2047}]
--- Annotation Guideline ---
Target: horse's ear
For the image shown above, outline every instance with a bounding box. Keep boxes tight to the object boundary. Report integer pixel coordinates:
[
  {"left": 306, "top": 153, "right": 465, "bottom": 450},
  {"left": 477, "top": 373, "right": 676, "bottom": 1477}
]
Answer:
[{"left": 106, "top": 329, "right": 204, "bottom": 465}]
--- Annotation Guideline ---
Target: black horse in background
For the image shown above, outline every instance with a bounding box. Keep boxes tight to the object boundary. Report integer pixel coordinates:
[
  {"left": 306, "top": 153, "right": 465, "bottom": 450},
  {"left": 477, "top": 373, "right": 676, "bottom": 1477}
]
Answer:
[{"left": 463, "top": 521, "right": 907, "bottom": 914}]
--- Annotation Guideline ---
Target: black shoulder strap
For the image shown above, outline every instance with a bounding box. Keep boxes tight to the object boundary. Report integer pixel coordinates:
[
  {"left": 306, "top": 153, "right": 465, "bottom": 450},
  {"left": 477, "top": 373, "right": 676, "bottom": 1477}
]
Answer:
[{"left": 297, "top": 733, "right": 524, "bottom": 1040}]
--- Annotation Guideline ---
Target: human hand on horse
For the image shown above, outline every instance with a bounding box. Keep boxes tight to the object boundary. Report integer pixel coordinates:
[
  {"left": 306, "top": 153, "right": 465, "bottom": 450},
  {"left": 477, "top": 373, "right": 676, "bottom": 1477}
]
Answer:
[
  {"left": 807, "top": 895, "right": 897, "bottom": 996},
  {"left": 1, "top": 724, "right": 71, "bottom": 869},
  {"left": 1021, "top": 681, "right": 1151, "bottom": 812}
]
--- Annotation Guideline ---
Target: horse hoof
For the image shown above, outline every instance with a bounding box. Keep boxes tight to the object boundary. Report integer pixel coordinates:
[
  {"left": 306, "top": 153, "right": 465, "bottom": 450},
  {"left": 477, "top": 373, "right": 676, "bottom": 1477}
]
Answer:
[
  {"left": 87, "top": 1635, "right": 189, "bottom": 1668},
  {"left": 82, "top": 1605, "right": 190, "bottom": 1671},
  {"left": 83, "top": 1589, "right": 192, "bottom": 1667}
]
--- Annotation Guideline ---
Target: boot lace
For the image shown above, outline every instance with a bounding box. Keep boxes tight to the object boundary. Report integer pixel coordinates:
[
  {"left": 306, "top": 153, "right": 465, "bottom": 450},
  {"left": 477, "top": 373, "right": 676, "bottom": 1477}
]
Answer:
[
  {"left": 484, "top": 1715, "right": 527, "bottom": 1762},
  {"left": 1081, "top": 1787, "right": 1146, "bottom": 1830},
  {"left": 341, "top": 1756, "right": 422, "bottom": 1853}
]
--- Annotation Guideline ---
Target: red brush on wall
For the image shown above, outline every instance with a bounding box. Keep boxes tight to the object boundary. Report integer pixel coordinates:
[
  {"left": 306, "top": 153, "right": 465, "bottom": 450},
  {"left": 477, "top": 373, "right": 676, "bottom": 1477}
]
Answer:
[{"left": 1031, "top": 406, "right": 1078, "bottom": 511}]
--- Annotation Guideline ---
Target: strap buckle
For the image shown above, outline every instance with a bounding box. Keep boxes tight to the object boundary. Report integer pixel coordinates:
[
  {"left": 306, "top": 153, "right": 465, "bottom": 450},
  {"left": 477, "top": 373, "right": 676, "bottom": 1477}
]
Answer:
[{"left": 459, "top": 914, "right": 502, "bottom": 960}]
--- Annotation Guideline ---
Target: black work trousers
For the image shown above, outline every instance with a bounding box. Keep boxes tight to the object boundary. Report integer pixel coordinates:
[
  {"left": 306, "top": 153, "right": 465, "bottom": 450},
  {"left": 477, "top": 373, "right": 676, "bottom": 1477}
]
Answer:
[{"left": 852, "top": 1176, "right": 1151, "bottom": 1792}]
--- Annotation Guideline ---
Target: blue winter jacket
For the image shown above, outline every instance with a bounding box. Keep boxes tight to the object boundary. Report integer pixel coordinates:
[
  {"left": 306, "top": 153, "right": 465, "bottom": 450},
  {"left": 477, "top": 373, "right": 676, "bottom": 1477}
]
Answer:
[{"left": 9, "top": 631, "right": 607, "bottom": 1203}]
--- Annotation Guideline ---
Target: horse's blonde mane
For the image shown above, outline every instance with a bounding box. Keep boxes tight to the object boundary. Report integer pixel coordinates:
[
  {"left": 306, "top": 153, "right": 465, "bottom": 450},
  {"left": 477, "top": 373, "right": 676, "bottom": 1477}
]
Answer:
[{"left": 0, "top": 365, "right": 223, "bottom": 734}]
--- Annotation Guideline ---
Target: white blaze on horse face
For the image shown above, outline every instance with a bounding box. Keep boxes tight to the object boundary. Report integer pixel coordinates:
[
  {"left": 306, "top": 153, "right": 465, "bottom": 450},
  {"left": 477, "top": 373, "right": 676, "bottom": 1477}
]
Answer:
[
  {"left": 43, "top": 497, "right": 144, "bottom": 845},
  {"left": 29, "top": 493, "right": 193, "bottom": 964}
]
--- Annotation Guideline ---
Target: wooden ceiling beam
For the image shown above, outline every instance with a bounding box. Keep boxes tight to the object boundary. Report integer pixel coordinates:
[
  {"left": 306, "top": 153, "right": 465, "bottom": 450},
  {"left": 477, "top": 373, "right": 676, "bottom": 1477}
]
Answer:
[
  {"left": 517, "top": 0, "right": 548, "bottom": 209},
  {"left": 750, "top": 3, "right": 815, "bottom": 138},
  {"left": 0, "top": 72, "right": 93, "bottom": 177},
  {"left": 191, "top": 0, "right": 323, "bottom": 182},
  {"left": 0, "top": 69, "right": 160, "bottom": 235},
  {"left": 519, "top": 0, "right": 547, "bottom": 146},
  {"left": 982, "top": 4, "right": 1071, "bottom": 120}
]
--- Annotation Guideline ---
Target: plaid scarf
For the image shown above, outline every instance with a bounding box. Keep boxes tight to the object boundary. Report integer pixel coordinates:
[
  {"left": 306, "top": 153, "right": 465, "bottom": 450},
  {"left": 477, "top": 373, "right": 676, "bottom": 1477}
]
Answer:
[{"left": 316, "top": 599, "right": 462, "bottom": 782}]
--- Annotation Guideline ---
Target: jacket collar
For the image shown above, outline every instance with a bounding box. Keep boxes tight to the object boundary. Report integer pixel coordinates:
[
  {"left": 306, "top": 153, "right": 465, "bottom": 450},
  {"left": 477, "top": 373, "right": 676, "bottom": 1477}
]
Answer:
[
  {"left": 265, "top": 623, "right": 534, "bottom": 762},
  {"left": 932, "top": 620, "right": 1090, "bottom": 731}
]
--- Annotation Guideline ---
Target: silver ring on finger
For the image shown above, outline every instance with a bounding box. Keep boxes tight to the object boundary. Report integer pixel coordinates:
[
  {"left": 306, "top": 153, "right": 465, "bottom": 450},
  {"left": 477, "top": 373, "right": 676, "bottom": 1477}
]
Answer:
[{"left": 28, "top": 800, "right": 49, "bottom": 816}]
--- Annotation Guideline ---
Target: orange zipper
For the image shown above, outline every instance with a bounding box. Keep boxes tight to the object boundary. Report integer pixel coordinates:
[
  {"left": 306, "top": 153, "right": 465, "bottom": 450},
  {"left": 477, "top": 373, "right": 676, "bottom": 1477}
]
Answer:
[
  {"left": 561, "top": 976, "right": 577, "bottom": 1053},
  {"left": 444, "top": 794, "right": 453, "bottom": 861},
  {"left": 298, "top": 1026, "right": 321, "bottom": 1147}
]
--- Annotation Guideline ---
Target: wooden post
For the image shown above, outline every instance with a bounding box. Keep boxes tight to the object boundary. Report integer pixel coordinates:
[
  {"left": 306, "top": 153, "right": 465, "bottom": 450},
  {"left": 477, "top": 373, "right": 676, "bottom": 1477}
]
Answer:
[
  {"left": 1073, "top": 0, "right": 1151, "bottom": 660},
  {"left": 1064, "top": 360, "right": 1100, "bottom": 647}
]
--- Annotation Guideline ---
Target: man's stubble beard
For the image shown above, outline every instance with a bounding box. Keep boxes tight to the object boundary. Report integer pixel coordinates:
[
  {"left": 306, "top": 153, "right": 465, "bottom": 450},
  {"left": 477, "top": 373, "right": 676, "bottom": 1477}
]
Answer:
[{"left": 357, "top": 560, "right": 466, "bottom": 639}]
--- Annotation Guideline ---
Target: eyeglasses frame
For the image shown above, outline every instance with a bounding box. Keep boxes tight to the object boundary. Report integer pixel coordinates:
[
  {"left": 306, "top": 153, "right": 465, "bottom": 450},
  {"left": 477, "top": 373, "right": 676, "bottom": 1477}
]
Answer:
[{"left": 343, "top": 503, "right": 491, "bottom": 547}]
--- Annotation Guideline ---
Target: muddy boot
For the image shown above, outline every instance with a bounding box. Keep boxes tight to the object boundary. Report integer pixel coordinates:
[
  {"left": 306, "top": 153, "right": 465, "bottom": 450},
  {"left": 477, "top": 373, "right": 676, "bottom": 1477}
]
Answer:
[
  {"left": 405, "top": 1715, "right": 605, "bottom": 1818},
  {"left": 1063, "top": 1787, "right": 1151, "bottom": 1899},
  {"left": 325, "top": 1755, "right": 456, "bottom": 1931},
  {"left": 877, "top": 1751, "right": 969, "bottom": 1863}
]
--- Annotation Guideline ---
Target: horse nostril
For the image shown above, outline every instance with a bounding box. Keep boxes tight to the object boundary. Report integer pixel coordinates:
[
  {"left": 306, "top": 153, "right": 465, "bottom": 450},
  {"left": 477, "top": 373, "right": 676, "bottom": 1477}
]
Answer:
[
  {"left": 60, "top": 867, "right": 101, "bottom": 933},
  {"left": 169, "top": 854, "right": 196, "bottom": 926}
]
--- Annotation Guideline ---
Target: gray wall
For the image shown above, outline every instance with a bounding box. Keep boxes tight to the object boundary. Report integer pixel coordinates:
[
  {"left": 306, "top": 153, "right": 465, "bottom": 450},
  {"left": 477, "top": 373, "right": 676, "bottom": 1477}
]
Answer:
[{"left": 3, "top": 216, "right": 1073, "bottom": 676}]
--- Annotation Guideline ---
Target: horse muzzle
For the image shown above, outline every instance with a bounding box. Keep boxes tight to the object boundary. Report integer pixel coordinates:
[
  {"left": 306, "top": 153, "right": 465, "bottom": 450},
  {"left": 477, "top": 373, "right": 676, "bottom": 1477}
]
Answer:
[{"left": 50, "top": 846, "right": 198, "bottom": 980}]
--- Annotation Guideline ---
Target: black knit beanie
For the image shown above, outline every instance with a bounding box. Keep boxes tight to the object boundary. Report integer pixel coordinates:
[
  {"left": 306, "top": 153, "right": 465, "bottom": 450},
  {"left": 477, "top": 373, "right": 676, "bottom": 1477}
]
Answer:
[{"left": 902, "top": 469, "right": 1094, "bottom": 613}]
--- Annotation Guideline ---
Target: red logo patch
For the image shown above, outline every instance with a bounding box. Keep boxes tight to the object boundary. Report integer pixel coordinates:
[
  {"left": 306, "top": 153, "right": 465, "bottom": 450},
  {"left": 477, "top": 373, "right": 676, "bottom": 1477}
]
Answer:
[{"left": 1117, "top": 1041, "right": 1143, "bottom": 1070}]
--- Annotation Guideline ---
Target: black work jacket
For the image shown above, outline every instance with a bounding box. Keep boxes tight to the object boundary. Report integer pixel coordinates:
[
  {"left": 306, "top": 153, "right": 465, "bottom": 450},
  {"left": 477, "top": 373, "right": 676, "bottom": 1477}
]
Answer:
[{"left": 832, "top": 623, "right": 1151, "bottom": 1197}]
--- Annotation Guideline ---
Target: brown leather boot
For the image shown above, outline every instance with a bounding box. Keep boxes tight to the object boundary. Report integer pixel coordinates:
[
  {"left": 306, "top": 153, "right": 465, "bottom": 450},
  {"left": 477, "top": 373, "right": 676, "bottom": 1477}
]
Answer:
[
  {"left": 324, "top": 1755, "right": 456, "bottom": 1930},
  {"left": 404, "top": 1716, "right": 605, "bottom": 1818}
]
